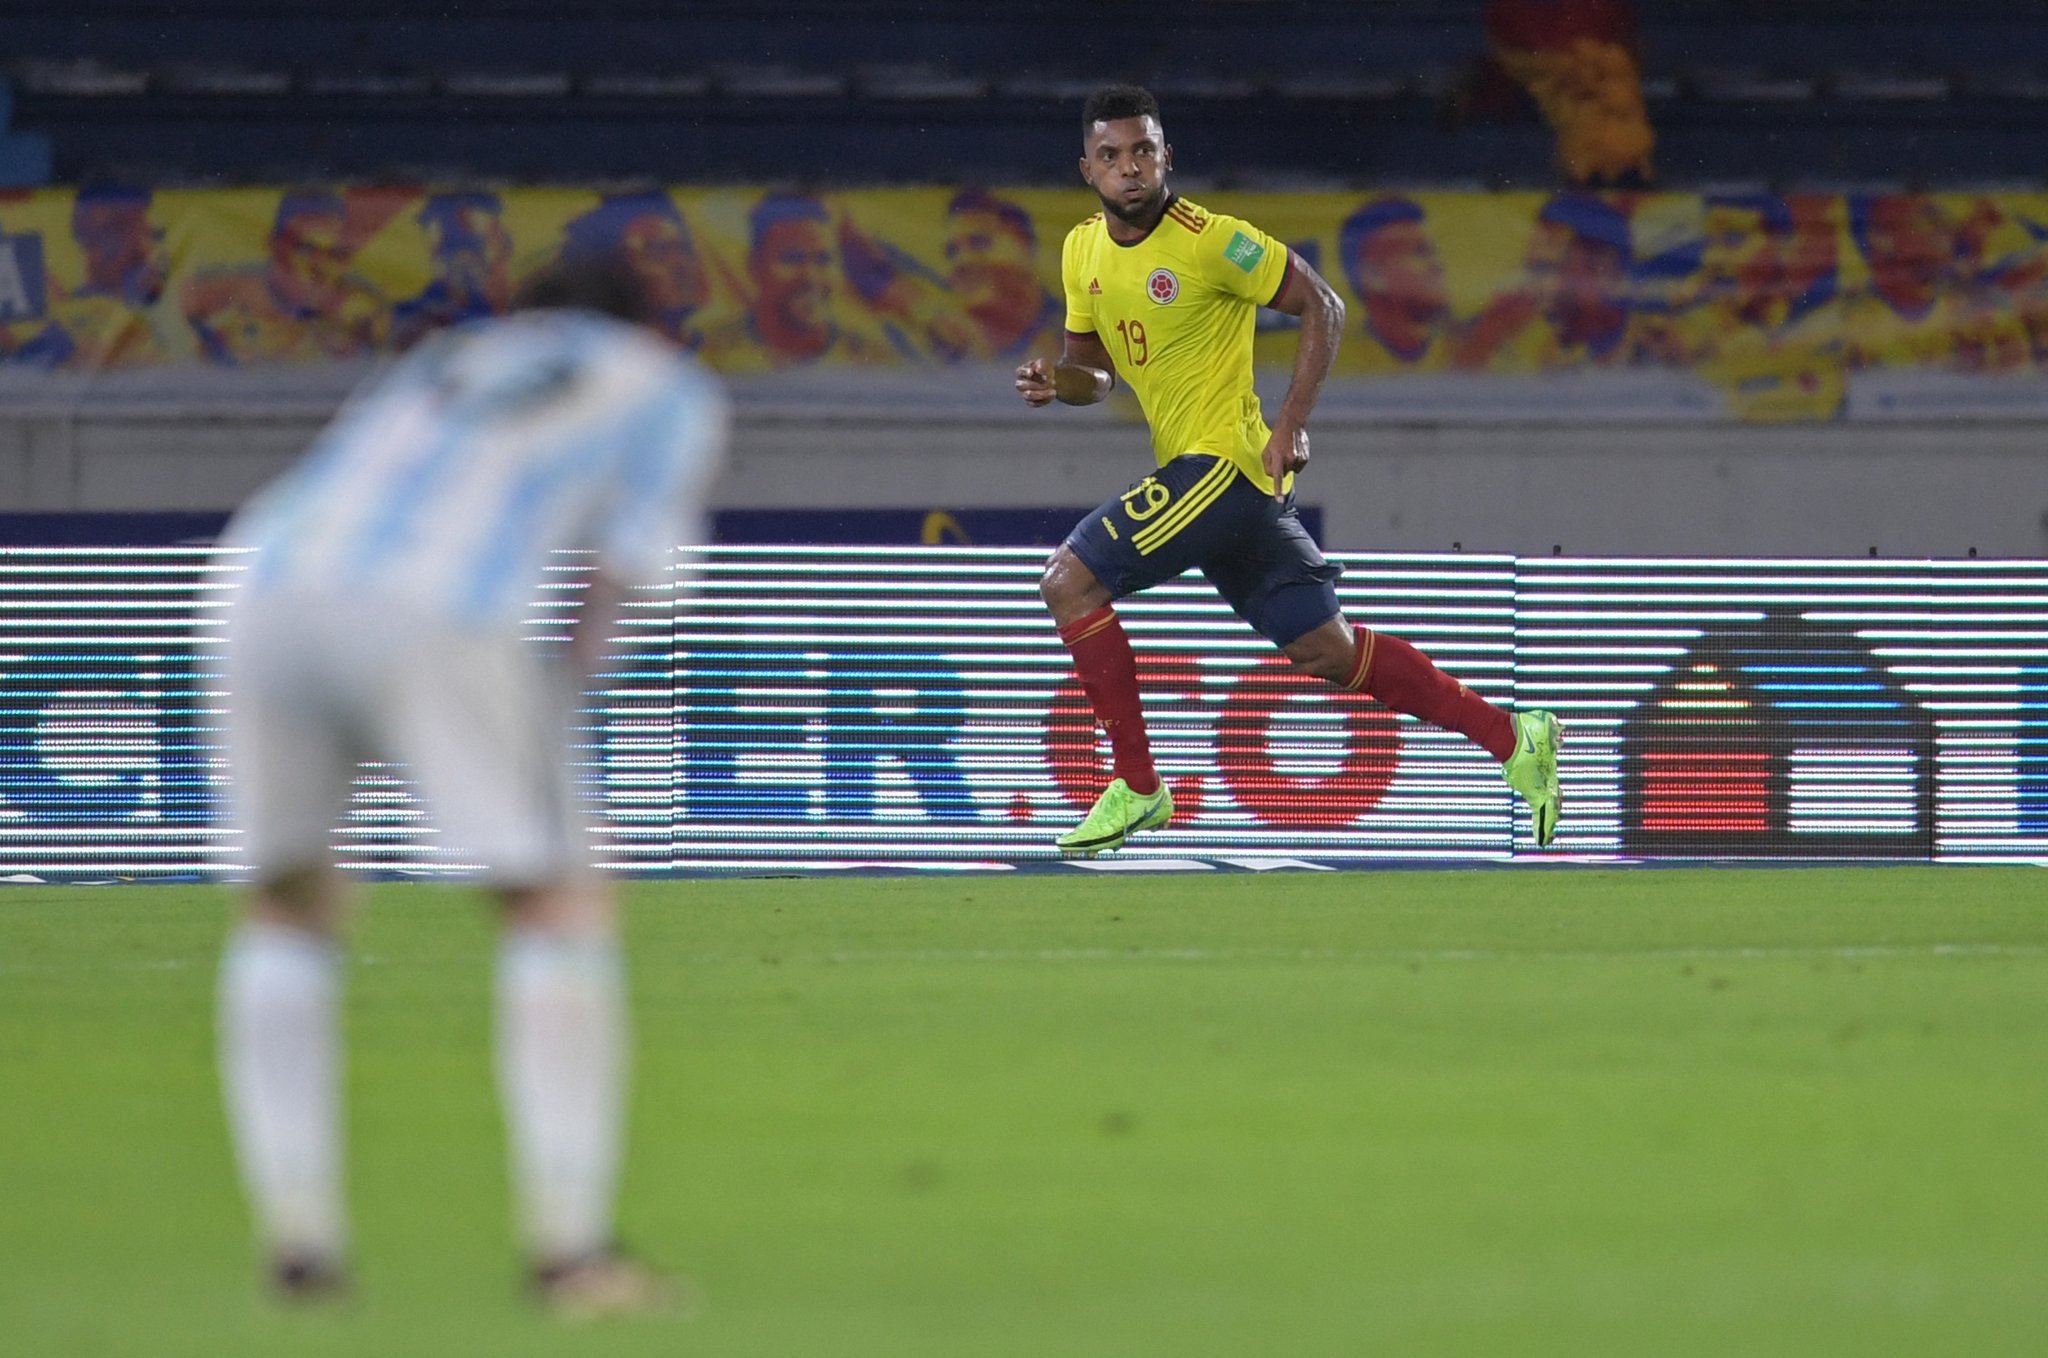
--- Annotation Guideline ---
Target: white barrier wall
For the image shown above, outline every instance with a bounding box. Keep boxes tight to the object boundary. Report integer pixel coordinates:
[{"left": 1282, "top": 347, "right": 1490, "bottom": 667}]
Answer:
[
  {"left": 4, "top": 408, "right": 2045, "bottom": 558},
  {"left": 1, "top": 365, "right": 2044, "bottom": 556}
]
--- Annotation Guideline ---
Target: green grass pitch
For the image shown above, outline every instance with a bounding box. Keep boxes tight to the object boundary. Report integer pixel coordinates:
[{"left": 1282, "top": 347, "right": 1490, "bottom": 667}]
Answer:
[{"left": 3, "top": 867, "right": 2046, "bottom": 1357}]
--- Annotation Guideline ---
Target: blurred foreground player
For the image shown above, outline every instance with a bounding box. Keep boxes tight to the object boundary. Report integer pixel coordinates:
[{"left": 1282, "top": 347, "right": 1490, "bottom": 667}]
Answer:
[
  {"left": 215, "top": 254, "right": 725, "bottom": 1315},
  {"left": 1017, "top": 85, "right": 1562, "bottom": 855}
]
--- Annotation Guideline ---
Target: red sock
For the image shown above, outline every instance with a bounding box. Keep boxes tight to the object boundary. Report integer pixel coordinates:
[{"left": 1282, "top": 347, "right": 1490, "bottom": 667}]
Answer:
[
  {"left": 1057, "top": 605, "right": 1159, "bottom": 795},
  {"left": 1345, "top": 627, "right": 1516, "bottom": 762}
]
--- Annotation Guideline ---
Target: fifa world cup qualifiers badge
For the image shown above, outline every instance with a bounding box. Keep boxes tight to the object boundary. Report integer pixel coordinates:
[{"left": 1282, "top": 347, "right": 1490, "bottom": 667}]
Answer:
[
  {"left": 1147, "top": 268, "right": 1179, "bottom": 304},
  {"left": 1223, "top": 230, "right": 1265, "bottom": 272}
]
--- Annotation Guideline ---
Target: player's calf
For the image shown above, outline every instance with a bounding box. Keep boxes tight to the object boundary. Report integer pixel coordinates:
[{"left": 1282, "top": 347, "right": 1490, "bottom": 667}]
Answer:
[{"left": 1328, "top": 624, "right": 1518, "bottom": 762}]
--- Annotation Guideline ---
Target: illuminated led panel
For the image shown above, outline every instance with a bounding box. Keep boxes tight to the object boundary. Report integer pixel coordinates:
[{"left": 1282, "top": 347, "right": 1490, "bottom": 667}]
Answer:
[
  {"left": 0, "top": 547, "right": 2044, "bottom": 875},
  {"left": 1516, "top": 557, "right": 2044, "bottom": 860},
  {"left": 1893, "top": 560, "right": 2048, "bottom": 859},
  {"left": 0, "top": 548, "right": 227, "bottom": 875}
]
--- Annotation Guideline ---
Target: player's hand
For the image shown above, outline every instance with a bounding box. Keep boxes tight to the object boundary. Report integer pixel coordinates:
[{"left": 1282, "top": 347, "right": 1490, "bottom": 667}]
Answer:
[
  {"left": 1015, "top": 357, "right": 1058, "bottom": 407},
  {"left": 1263, "top": 423, "right": 1309, "bottom": 501}
]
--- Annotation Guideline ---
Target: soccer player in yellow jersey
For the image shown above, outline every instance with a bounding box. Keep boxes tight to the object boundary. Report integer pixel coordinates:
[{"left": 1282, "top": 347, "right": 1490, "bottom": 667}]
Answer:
[{"left": 1016, "top": 84, "right": 1562, "bottom": 856}]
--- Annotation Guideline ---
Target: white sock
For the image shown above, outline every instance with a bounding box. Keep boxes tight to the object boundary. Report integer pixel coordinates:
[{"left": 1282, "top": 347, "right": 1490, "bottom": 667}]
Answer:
[
  {"left": 495, "top": 930, "right": 627, "bottom": 1264},
  {"left": 218, "top": 921, "right": 346, "bottom": 1261}
]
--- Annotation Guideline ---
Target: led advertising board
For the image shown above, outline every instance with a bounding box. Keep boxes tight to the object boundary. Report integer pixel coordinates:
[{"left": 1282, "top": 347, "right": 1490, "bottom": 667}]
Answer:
[{"left": 0, "top": 548, "right": 2040, "bottom": 875}]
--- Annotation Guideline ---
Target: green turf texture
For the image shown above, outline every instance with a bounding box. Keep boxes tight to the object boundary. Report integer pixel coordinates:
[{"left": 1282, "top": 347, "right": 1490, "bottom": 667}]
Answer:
[{"left": 2, "top": 867, "right": 2045, "bottom": 1357}]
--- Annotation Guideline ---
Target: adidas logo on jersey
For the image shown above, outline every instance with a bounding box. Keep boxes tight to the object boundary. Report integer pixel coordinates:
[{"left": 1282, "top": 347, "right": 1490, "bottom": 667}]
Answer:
[{"left": 1088, "top": 278, "right": 1101, "bottom": 295}]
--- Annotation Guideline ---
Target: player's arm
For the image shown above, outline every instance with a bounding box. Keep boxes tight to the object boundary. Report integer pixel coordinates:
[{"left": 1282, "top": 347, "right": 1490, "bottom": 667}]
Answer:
[
  {"left": 1261, "top": 252, "right": 1347, "bottom": 497},
  {"left": 590, "top": 369, "right": 727, "bottom": 677},
  {"left": 1020, "top": 224, "right": 1118, "bottom": 407},
  {"left": 1015, "top": 329, "right": 1117, "bottom": 407}
]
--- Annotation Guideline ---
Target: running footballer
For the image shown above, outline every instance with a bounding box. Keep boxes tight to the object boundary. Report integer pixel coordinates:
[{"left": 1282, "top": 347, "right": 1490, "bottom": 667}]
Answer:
[{"left": 1017, "top": 84, "right": 1563, "bottom": 855}]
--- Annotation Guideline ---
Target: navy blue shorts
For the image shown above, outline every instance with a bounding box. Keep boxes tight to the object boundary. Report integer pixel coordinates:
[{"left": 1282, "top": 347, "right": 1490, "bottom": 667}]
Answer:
[{"left": 1062, "top": 454, "right": 1343, "bottom": 646}]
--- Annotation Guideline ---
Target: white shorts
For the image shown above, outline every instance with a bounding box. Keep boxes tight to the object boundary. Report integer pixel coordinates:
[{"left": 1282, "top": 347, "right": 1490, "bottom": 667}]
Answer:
[{"left": 223, "top": 591, "right": 589, "bottom": 884}]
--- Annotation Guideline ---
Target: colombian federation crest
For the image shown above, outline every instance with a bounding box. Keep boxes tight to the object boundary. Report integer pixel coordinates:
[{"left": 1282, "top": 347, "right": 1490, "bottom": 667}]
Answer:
[{"left": 1146, "top": 268, "right": 1179, "bottom": 304}]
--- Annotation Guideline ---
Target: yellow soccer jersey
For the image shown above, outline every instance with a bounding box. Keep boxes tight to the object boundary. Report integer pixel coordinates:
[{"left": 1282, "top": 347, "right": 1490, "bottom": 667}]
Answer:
[{"left": 1062, "top": 196, "right": 1295, "bottom": 494}]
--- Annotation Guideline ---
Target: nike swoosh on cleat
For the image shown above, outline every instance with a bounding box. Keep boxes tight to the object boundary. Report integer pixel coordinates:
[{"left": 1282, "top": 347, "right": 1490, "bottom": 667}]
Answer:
[{"left": 1062, "top": 828, "right": 1127, "bottom": 850}]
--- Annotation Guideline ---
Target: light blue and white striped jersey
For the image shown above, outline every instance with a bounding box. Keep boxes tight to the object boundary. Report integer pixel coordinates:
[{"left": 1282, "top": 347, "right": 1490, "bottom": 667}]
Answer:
[{"left": 223, "top": 309, "right": 725, "bottom": 629}]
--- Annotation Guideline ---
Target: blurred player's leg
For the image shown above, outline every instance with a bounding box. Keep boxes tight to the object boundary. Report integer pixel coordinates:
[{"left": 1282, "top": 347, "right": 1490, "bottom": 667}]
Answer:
[
  {"left": 494, "top": 889, "right": 626, "bottom": 1267},
  {"left": 387, "top": 625, "right": 676, "bottom": 1311},
  {"left": 496, "top": 884, "right": 684, "bottom": 1317},
  {"left": 218, "top": 888, "right": 348, "bottom": 1293},
  {"left": 218, "top": 600, "right": 362, "bottom": 1295}
]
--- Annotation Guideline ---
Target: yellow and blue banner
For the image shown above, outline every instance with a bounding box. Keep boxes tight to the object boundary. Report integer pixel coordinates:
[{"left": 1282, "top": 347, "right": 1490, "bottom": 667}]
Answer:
[{"left": 4, "top": 185, "right": 2048, "bottom": 420}]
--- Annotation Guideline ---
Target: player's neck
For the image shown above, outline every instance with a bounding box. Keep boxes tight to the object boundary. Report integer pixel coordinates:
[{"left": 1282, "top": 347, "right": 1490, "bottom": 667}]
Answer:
[{"left": 1103, "top": 191, "right": 1173, "bottom": 245}]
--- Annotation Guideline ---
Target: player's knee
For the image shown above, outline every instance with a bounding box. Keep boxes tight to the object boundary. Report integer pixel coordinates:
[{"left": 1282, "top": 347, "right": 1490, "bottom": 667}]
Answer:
[
  {"left": 1039, "top": 549, "right": 1081, "bottom": 610},
  {"left": 248, "top": 862, "right": 347, "bottom": 936},
  {"left": 1283, "top": 631, "right": 1357, "bottom": 685},
  {"left": 1040, "top": 545, "right": 1112, "bottom": 624},
  {"left": 1037, "top": 562, "right": 1062, "bottom": 608},
  {"left": 499, "top": 877, "right": 617, "bottom": 933},
  {"left": 1287, "top": 649, "right": 1350, "bottom": 685}
]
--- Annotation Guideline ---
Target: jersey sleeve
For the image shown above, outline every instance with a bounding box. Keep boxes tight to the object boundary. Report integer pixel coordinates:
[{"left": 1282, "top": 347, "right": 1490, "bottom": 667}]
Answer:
[
  {"left": 597, "top": 364, "right": 729, "bottom": 587},
  {"left": 1061, "top": 224, "right": 1096, "bottom": 336},
  {"left": 1200, "top": 213, "right": 1295, "bottom": 308}
]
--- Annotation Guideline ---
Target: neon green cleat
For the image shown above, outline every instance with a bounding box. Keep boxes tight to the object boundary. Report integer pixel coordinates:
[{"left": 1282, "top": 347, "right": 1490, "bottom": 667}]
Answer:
[
  {"left": 1502, "top": 709, "right": 1564, "bottom": 847},
  {"left": 1057, "top": 778, "right": 1175, "bottom": 858}
]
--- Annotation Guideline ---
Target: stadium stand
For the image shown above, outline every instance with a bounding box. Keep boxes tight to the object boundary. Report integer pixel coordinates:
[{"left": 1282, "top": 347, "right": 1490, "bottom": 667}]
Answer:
[
  {"left": 0, "top": 78, "right": 56, "bottom": 186},
  {"left": 6, "top": 0, "right": 2048, "bottom": 187}
]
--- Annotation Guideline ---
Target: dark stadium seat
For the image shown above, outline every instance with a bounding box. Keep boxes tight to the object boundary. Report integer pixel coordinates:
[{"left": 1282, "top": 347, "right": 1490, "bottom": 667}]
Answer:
[
  {"left": 8, "top": 0, "right": 2048, "bottom": 187},
  {"left": 0, "top": 79, "right": 55, "bottom": 187}
]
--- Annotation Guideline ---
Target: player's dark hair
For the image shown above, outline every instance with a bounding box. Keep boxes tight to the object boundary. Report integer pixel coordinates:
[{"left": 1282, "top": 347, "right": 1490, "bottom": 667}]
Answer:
[
  {"left": 511, "top": 252, "right": 653, "bottom": 325},
  {"left": 1083, "top": 83, "right": 1160, "bottom": 129},
  {"left": 74, "top": 183, "right": 152, "bottom": 211},
  {"left": 947, "top": 188, "right": 1036, "bottom": 248},
  {"left": 272, "top": 188, "right": 345, "bottom": 237},
  {"left": 564, "top": 192, "right": 688, "bottom": 258},
  {"left": 1337, "top": 197, "right": 1425, "bottom": 294},
  {"left": 748, "top": 192, "right": 831, "bottom": 255}
]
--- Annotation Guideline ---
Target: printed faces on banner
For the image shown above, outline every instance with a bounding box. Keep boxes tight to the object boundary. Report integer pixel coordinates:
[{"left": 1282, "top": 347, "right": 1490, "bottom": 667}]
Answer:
[{"left": 6, "top": 187, "right": 2048, "bottom": 422}]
